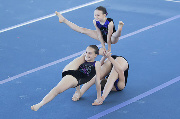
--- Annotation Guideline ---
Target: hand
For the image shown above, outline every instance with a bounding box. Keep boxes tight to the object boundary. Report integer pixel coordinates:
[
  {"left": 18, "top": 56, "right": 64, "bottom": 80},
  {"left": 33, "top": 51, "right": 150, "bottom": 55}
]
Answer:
[
  {"left": 107, "top": 49, "right": 111, "bottom": 53},
  {"left": 93, "top": 19, "right": 96, "bottom": 25},
  {"left": 99, "top": 47, "right": 106, "bottom": 56},
  {"left": 104, "top": 51, "right": 111, "bottom": 58},
  {"left": 102, "top": 47, "right": 106, "bottom": 52}
]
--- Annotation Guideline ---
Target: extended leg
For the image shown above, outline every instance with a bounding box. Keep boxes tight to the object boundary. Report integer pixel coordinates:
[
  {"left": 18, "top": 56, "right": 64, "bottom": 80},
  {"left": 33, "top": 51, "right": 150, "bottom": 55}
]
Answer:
[
  {"left": 102, "top": 67, "right": 119, "bottom": 100},
  {"left": 31, "top": 76, "right": 78, "bottom": 111},
  {"left": 63, "top": 53, "right": 86, "bottom": 72},
  {"left": 55, "top": 11, "right": 99, "bottom": 40}
]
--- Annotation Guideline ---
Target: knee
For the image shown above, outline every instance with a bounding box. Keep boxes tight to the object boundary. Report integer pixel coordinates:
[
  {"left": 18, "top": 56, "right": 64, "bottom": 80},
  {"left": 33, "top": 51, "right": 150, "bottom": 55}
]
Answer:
[
  {"left": 118, "top": 83, "right": 125, "bottom": 90},
  {"left": 111, "top": 40, "right": 118, "bottom": 44},
  {"left": 111, "top": 35, "right": 119, "bottom": 44},
  {"left": 53, "top": 86, "right": 62, "bottom": 95},
  {"left": 112, "top": 66, "right": 123, "bottom": 74}
]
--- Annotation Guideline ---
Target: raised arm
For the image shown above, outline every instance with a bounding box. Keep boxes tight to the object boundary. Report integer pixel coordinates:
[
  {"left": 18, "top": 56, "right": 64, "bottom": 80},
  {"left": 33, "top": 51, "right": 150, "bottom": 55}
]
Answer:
[
  {"left": 107, "top": 21, "right": 114, "bottom": 52},
  {"left": 100, "top": 55, "right": 107, "bottom": 66},
  {"left": 93, "top": 19, "right": 106, "bottom": 51}
]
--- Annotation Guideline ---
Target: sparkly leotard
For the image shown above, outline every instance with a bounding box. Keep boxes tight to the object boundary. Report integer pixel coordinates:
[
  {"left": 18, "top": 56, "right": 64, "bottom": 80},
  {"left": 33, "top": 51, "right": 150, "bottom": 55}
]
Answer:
[
  {"left": 62, "top": 61, "right": 96, "bottom": 86},
  {"left": 96, "top": 18, "right": 116, "bottom": 43}
]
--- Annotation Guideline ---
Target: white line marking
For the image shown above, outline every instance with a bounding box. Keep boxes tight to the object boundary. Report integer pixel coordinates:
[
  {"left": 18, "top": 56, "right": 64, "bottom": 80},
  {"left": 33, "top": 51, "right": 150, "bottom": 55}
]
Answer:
[
  {"left": 0, "top": 0, "right": 104, "bottom": 33},
  {"left": 0, "top": 15, "right": 180, "bottom": 84},
  {"left": 119, "top": 15, "right": 180, "bottom": 40},
  {"left": 88, "top": 76, "right": 180, "bottom": 119},
  {"left": 0, "top": 50, "right": 85, "bottom": 84},
  {"left": 0, "top": 14, "right": 180, "bottom": 84},
  {"left": 165, "top": 0, "right": 180, "bottom": 2}
]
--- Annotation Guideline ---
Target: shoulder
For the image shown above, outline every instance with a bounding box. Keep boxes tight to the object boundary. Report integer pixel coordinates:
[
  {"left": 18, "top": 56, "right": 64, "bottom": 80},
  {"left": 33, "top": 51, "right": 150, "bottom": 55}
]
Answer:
[
  {"left": 107, "top": 18, "right": 114, "bottom": 26},
  {"left": 107, "top": 18, "right": 114, "bottom": 22}
]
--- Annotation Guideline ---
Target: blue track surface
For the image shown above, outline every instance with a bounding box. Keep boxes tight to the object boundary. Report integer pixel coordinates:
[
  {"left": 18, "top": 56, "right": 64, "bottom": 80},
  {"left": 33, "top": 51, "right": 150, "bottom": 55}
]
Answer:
[{"left": 0, "top": 0, "right": 180, "bottom": 119}]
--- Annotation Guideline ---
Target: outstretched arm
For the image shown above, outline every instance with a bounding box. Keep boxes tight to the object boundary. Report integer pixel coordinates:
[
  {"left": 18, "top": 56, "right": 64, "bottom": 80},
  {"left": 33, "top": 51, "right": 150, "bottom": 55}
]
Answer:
[
  {"left": 100, "top": 56, "right": 106, "bottom": 66},
  {"left": 100, "top": 51, "right": 108, "bottom": 66},
  {"left": 95, "top": 61, "right": 101, "bottom": 100}
]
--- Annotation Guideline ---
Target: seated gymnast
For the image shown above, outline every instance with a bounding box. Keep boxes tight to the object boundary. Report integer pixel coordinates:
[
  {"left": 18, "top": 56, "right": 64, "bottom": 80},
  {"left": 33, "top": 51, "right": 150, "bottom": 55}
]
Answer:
[
  {"left": 72, "top": 51, "right": 129, "bottom": 105},
  {"left": 31, "top": 45, "right": 103, "bottom": 111}
]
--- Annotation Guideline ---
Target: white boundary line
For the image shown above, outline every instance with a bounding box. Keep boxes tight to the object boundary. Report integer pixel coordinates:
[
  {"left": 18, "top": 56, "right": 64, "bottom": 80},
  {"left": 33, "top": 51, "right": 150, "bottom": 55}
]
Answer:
[
  {"left": 0, "top": 0, "right": 104, "bottom": 33},
  {"left": 0, "top": 14, "right": 180, "bottom": 84},
  {"left": 165, "top": 0, "right": 180, "bottom": 2},
  {"left": 88, "top": 75, "right": 180, "bottom": 119}
]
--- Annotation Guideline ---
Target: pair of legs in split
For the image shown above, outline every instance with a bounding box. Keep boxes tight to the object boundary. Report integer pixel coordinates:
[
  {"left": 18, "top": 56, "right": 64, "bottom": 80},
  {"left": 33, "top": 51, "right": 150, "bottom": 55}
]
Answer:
[
  {"left": 55, "top": 11, "right": 123, "bottom": 45},
  {"left": 31, "top": 54, "right": 85, "bottom": 111},
  {"left": 72, "top": 56, "right": 129, "bottom": 104}
]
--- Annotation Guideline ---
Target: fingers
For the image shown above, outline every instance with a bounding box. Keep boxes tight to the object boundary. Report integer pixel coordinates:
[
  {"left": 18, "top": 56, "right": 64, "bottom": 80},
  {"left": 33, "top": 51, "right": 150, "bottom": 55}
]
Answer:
[{"left": 103, "top": 50, "right": 111, "bottom": 57}]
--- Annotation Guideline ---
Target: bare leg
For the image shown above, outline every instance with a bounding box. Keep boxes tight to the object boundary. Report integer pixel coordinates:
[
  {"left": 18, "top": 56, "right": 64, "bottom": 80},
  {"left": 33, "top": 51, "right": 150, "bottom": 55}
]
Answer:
[
  {"left": 31, "top": 75, "right": 78, "bottom": 111},
  {"left": 114, "top": 57, "right": 128, "bottom": 90},
  {"left": 102, "top": 67, "right": 120, "bottom": 100},
  {"left": 31, "top": 53, "right": 85, "bottom": 111},
  {"left": 114, "top": 57, "right": 129, "bottom": 73},
  {"left": 55, "top": 11, "right": 99, "bottom": 40},
  {"left": 63, "top": 53, "right": 85, "bottom": 72},
  {"left": 102, "top": 57, "right": 128, "bottom": 100},
  {"left": 111, "top": 21, "right": 124, "bottom": 44}
]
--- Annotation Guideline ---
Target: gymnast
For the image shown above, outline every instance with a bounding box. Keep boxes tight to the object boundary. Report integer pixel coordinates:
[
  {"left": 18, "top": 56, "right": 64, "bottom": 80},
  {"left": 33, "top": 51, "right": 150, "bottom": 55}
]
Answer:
[
  {"left": 72, "top": 51, "right": 129, "bottom": 105},
  {"left": 55, "top": 6, "right": 124, "bottom": 53},
  {"left": 31, "top": 45, "right": 103, "bottom": 111}
]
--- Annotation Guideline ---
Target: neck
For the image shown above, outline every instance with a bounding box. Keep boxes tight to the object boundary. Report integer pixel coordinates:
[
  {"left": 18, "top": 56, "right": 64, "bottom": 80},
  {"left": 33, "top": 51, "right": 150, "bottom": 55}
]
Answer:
[
  {"left": 86, "top": 60, "right": 95, "bottom": 62},
  {"left": 100, "top": 17, "right": 107, "bottom": 24}
]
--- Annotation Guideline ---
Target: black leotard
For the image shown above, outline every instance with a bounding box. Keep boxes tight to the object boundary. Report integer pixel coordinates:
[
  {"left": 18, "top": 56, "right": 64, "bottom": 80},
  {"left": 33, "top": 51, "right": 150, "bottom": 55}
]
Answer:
[
  {"left": 62, "top": 61, "right": 96, "bottom": 86},
  {"left": 96, "top": 18, "right": 116, "bottom": 43}
]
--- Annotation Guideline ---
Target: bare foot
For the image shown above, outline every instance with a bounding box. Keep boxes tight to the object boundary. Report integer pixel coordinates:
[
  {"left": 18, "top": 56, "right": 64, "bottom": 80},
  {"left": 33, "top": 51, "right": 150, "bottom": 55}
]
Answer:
[
  {"left": 118, "top": 21, "right": 124, "bottom": 31},
  {"left": 72, "top": 91, "right": 81, "bottom": 101},
  {"left": 92, "top": 96, "right": 104, "bottom": 106},
  {"left": 31, "top": 103, "right": 41, "bottom": 111},
  {"left": 55, "top": 11, "right": 65, "bottom": 23}
]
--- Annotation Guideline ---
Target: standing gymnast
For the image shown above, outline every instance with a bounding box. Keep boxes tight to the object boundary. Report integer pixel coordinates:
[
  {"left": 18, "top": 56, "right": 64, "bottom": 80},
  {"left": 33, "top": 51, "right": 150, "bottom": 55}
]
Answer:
[
  {"left": 72, "top": 51, "right": 129, "bottom": 105},
  {"left": 55, "top": 6, "right": 124, "bottom": 53},
  {"left": 31, "top": 45, "right": 103, "bottom": 111}
]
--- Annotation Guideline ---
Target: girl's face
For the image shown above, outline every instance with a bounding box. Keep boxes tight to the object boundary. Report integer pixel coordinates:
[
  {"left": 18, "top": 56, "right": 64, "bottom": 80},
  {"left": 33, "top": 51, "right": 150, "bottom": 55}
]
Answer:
[
  {"left": 94, "top": 10, "right": 106, "bottom": 22},
  {"left": 85, "top": 47, "right": 97, "bottom": 62}
]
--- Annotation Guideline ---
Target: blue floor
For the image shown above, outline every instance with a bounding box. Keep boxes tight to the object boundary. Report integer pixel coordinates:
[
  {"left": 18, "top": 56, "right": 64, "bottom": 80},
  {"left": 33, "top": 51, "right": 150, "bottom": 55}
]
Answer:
[{"left": 0, "top": 0, "right": 180, "bottom": 119}]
